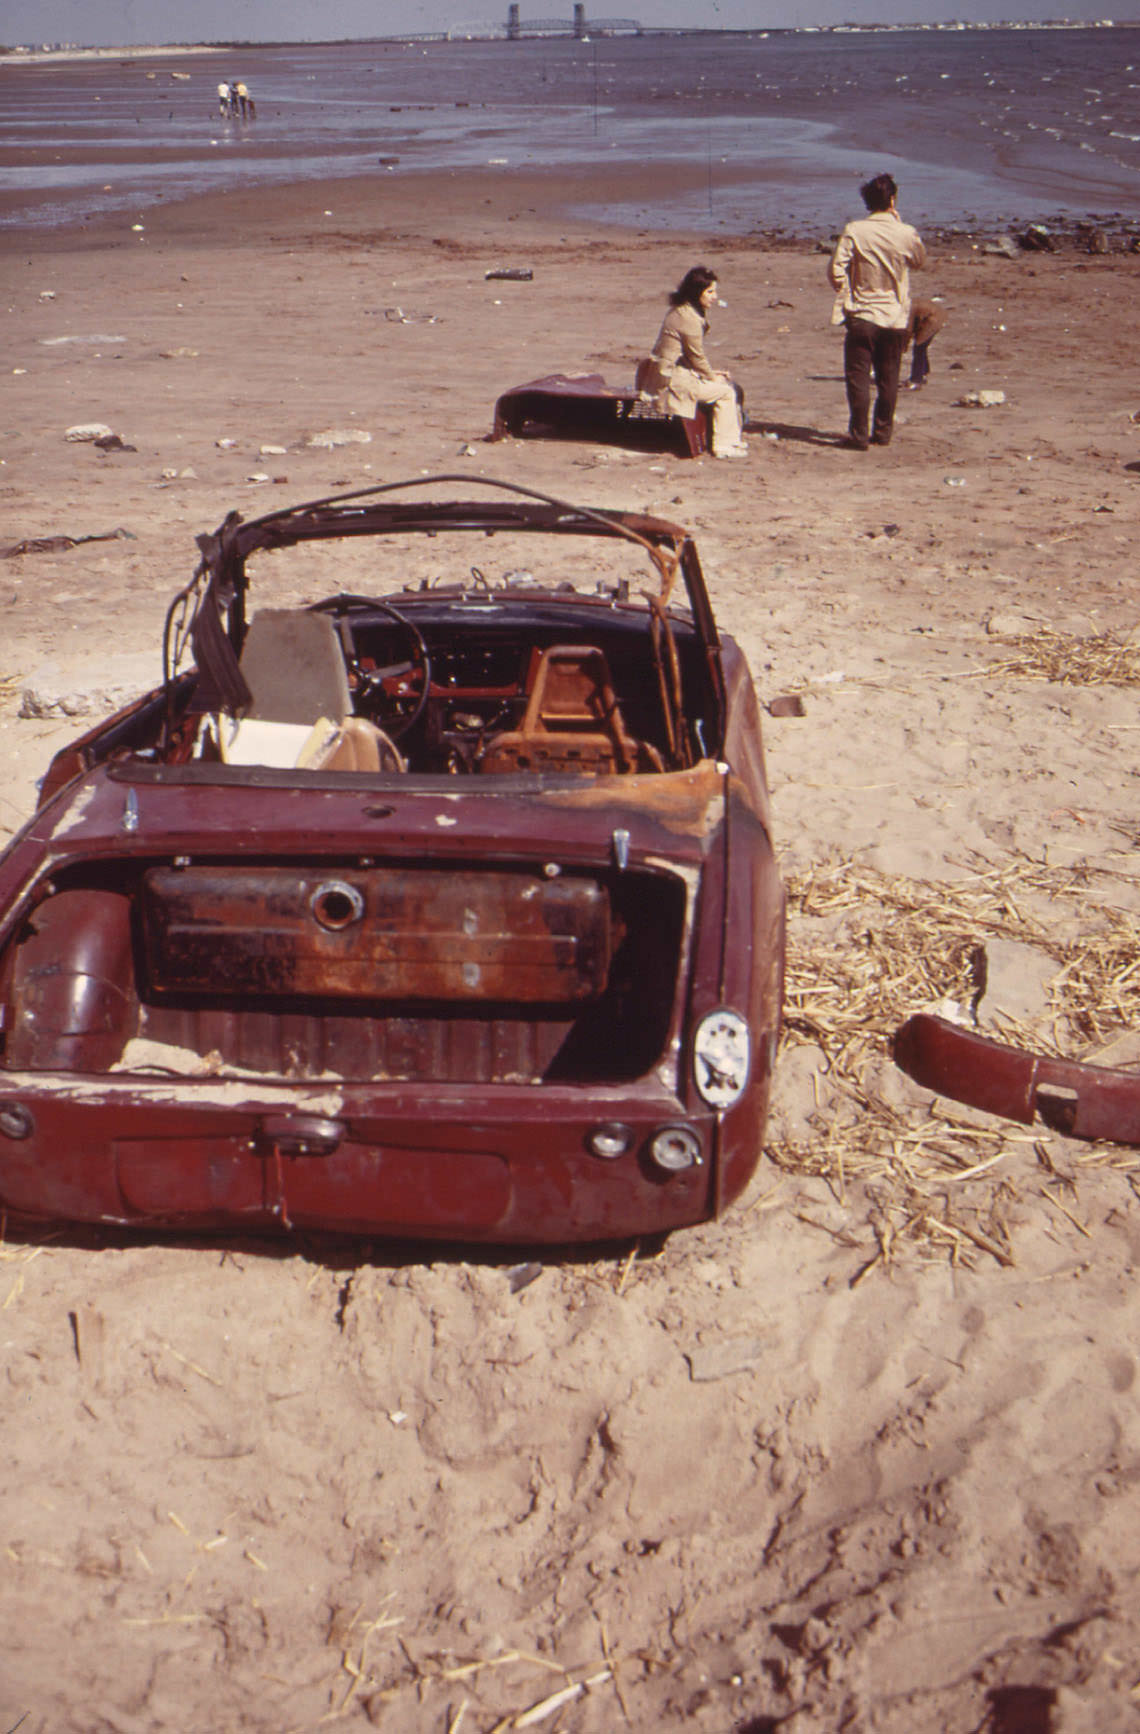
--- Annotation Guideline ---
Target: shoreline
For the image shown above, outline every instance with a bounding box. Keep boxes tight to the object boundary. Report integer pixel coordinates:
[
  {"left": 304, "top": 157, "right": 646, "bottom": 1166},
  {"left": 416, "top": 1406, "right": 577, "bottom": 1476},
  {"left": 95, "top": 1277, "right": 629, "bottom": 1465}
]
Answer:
[
  {"left": 5, "top": 18, "right": 1138, "bottom": 62},
  {"left": 2, "top": 158, "right": 1137, "bottom": 261}
]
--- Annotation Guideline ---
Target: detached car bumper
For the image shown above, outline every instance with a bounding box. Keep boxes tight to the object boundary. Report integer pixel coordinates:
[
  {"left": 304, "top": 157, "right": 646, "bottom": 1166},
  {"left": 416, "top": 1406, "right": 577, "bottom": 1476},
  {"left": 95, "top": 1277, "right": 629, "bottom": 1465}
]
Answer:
[{"left": 894, "top": 1012, "right": 1140, "bottom": 1146}]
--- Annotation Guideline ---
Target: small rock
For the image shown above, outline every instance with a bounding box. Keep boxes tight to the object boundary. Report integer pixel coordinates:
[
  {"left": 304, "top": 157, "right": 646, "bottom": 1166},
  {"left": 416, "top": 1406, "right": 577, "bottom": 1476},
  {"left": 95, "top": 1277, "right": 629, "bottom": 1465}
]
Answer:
[
  {"left": 458, "top": 443, "right": 477, "bottom": 457},
  {"left": 65, "top": 422, "right": 114, "bottom": 443},
  {"left": 983, "top": 235, "right": 1019, "bottom": 259},
  {"left": 767, "top": 694, "right": 805, "bottom": 718},
  {"left": 305, "top": 429, "right": 372, "bottom": 449},
  {"left": 1019, "top": 224, "right": 1056, "bottom": 252},
  {"left": 685, "top": 1334, "right": 773, "bottom": 1382},
  {"left": 986, "top": 610, "right": 1040, "bottom": 636}
]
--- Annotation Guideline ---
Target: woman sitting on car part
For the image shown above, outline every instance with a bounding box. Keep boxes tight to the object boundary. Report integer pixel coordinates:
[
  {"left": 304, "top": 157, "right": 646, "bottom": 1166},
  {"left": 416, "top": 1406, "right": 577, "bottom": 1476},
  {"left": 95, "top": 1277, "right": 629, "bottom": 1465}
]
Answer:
[{"left": 637, "top": 265, "right": 748, "bottom": 460}]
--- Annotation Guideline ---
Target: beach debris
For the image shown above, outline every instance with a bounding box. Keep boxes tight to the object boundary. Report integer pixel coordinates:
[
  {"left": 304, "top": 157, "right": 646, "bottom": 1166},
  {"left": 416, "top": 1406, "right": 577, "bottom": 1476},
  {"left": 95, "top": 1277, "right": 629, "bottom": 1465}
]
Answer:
[
  {"left": 216, "top": 437, "right": 238, "bottom": 449},
  {"left": 246, "top": 472, "right": 271, "bottom": 483},
  {"left": 259, "top": 444, "right": 288, "bottom": 457},
  {"left": 686, "top": 1335, "right": 773, "bottom": 1382},
  {"left": 65, "top": 422, "right": 115, "bottom": 442},
  {"left": 38, "top": 290, "right": 56, "bottom": 301},
  {"left": 159, "top": 346, "right": 199, "bottom": 358},
  {"left": 767, "top": 694, "right": 805, "bottom": 718},
  {"left": 42, "top": 334, "right": 126, "bottom": 346},
  {"left": 131, "top": 223, "right": 145, "bottom": 233},
  {"left": 485, "top": 266, "right": 534, "bottom": 281},
  {"left": 19, "top": 653, "right": 155, "bottom": 719},
  {"left": 982, "top": 236, "right": 1018, "bottom": 259},
  {"left": 1085, "top": 228, "right": 1109, "bottom": 254},
  {"left": 458, "top": 443, "right": 477, "bottom": 457},
  {"left": 895, "top": 1013, "right": 1140, "bottom": 1148},
  {"left": 94, "top": 432, "right": 136, "bottom": 452},
  {"left": 379, "top": 306, "right": 438, "bottom": 324},
  {"left": 3, "top": 526, "right": 135, "bottom": 559},
  {"left": 944, "top": 476, "right": 966, "bottom": 487},
  {"left": 305, "top": 428, "right": 373, "bottom": 448},
  {"left": 507, "top": 1261, "right": 542, "bottom": 1293},
  {"left": 955, "top": 389, "right": 1006, "bottom": 408},
  {"left": 1018, "top": 224, "right": 1055, "bottom": 252}
]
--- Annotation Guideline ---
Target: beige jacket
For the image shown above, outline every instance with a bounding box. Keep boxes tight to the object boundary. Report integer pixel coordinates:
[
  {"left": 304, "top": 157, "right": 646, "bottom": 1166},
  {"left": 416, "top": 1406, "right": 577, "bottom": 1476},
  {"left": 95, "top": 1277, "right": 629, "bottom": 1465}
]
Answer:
[
  {"left": 638, "top": 302, "right": 718, "bottom": 414},
  {"left": 828, "top": 209, "right": 926, "bottom": 330}
]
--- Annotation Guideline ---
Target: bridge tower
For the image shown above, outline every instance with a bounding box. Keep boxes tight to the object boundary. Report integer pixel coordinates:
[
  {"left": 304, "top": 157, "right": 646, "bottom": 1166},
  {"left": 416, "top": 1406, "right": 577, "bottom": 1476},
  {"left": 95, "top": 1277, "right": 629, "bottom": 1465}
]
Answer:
[
  {"left": 573, "top": 2, "right": 587, "bottom": 36},
  {"left": 507, "top": 2, "right": 520, "bottom": 37}
]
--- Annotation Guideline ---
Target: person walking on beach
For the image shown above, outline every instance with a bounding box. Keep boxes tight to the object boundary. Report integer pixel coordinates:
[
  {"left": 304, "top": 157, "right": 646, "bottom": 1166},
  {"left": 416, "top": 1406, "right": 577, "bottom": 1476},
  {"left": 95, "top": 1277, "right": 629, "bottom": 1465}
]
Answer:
[
  {"left": 637, "top": 265, "right": 747, "bottom": 459},
  {"left": 234, "top": 81, "right": 253, "bottom": 120},
  {"left": 218, "top": 81, "right": 233, "bottom": 118},
  {"left": 828, "top": 173, "right": 926, "bottom": 449}
]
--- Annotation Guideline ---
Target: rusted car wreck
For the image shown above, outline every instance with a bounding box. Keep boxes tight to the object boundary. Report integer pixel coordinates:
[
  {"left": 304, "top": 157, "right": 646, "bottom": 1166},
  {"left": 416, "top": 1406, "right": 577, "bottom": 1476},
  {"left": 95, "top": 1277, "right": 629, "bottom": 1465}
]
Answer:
[{"left": 0, "top": 477, "right": 784, "bottom": 1242}]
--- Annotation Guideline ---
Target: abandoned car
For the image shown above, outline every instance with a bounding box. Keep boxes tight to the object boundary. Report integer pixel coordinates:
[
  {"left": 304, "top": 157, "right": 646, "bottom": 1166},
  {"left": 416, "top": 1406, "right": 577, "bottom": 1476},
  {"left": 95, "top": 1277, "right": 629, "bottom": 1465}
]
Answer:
[{"left": 0, "top": 476, "right": 784, "bottom": 1242}]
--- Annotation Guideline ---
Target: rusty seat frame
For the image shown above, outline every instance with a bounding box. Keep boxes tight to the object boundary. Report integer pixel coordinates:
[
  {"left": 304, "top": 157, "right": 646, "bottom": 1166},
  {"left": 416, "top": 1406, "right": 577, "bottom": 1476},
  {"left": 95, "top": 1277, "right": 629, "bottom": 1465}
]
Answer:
[{"left": 478, "top": 643, "right": 661, "bottom": 775}]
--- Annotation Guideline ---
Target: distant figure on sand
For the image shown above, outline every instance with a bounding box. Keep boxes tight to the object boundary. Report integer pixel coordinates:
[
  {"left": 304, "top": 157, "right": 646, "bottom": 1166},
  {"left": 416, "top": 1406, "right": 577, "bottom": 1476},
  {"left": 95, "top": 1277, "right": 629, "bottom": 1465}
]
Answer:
[
  {"left": 828, "top": 173, "right": 926, "bottom": 449},
  {"left": 906, "top": 296, "right": 946, "bottom": 389},
  {"left": 217, "top": 81, "right": 232, "bottom": 118},
  {"left": 234, "top": 81, "right": 255, "bottom": 119},
  {"left": 636, "top": 265, "right": 748, "bottom": 460}
]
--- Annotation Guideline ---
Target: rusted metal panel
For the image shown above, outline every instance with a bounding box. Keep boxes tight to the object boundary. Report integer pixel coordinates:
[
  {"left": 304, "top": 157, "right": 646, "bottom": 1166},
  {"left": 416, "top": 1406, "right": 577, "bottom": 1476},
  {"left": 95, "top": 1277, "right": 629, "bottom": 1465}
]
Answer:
[
  {"left": 141, "top": 865, "right": 615, "bottom": 1004},
  {"left": 3, "top": 889, "right": 138, "bottom": 1071},
  {"left": 893, "top": 1013, "right": 1140, "bottom": 1145}
]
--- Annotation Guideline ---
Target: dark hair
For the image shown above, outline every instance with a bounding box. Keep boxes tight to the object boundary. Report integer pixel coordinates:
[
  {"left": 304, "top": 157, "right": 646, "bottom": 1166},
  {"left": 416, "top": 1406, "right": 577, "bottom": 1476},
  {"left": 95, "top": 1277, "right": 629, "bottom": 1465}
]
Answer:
[
  {"left": 669, "top": 264, "right": 718, "bottom": 312},
  {"left": 860, "top": 173, "right": 898, "bottom": 213}
]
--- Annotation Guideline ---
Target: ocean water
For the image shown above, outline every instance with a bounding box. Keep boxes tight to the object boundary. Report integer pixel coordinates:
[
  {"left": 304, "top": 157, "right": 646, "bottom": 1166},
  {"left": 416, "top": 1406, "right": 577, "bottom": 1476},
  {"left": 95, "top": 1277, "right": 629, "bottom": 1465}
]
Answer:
[{"left": 1, "top": 27, "right": 1136, "bottom": 235}]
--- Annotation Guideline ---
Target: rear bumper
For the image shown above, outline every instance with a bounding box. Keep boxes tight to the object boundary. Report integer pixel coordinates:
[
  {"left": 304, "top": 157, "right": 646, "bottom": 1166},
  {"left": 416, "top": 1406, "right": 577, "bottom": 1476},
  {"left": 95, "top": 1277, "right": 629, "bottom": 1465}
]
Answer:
[
  {"left": 893, "top": 1013, "right": 1140, "bottom": 1146},
  {"left": 0, "top": 1074, "right": 746, "bottom": 1243}
]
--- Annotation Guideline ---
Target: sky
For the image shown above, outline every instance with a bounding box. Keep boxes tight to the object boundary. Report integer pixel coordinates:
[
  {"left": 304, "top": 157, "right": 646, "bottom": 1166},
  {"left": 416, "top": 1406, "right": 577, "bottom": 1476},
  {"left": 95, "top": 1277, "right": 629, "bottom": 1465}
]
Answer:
[{"left": 3, "top": 0, "right": 1137, "bottom": 46}]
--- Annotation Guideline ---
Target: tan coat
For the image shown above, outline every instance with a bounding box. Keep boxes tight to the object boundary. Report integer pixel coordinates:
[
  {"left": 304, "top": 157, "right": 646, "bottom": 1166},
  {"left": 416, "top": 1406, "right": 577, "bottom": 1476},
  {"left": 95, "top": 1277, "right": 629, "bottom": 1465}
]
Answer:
[
  {"left": 638, "top": 301, "right": 718, "bottom": 417},
  {"left": 828, "top": 208, "right": 926, "bottom": 331}
]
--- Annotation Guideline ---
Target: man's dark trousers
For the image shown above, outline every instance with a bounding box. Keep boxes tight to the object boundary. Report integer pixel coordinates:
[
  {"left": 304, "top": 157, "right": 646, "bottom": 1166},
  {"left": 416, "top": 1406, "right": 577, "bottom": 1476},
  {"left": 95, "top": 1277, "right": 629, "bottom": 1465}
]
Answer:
[{"left": 843, "top": 316, "right": 907, "bottom": 447}]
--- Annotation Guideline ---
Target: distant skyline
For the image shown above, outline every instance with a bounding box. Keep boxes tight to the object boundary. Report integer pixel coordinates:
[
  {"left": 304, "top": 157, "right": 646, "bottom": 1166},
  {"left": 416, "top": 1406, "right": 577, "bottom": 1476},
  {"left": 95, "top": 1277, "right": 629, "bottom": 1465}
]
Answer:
[{"left": 4, "top": 0, "right": 1138, "bottom": 48}]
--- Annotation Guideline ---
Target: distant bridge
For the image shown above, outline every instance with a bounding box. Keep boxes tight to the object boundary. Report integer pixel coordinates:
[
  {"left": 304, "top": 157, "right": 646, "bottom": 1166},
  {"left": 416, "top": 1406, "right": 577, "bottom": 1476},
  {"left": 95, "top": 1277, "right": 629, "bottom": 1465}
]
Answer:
[
  {"left": 404, "top": 6, "right": 644, "bottom": 40},
  {"left": 506, "top": 4, "right": 642, "bottom": 37}
]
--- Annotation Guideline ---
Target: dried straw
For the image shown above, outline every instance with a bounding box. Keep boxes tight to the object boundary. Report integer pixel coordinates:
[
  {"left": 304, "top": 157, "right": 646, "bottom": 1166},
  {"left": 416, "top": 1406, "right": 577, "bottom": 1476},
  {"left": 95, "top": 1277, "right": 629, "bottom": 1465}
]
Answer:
[
  {"left": 981, "top": 627, "right": 1140, "bottom": 687},
  {"left": 770, "top": 852, "right": 1140, "bottom": 1264}
]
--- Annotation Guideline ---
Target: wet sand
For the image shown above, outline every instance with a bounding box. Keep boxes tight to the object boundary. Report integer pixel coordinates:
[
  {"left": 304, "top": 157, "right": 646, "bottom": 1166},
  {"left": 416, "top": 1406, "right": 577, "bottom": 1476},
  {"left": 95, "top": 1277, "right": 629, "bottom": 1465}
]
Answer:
[{"left": 2, "top": 168, "right": 1140, "bottom": 1732}]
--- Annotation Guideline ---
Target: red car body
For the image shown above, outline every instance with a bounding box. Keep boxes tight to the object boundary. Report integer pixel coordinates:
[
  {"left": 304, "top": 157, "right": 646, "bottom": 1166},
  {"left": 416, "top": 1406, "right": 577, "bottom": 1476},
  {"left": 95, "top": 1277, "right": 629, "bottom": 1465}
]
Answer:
[{"left": 0, "top": 477, "right": 783, "bottom": 1243}]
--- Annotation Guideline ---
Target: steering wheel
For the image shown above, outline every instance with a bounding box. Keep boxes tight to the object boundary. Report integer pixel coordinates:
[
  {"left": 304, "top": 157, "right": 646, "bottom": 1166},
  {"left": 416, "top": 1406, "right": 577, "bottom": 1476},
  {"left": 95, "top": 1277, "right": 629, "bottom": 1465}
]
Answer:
[{"left": 350, "top": 602, "right": 432, "bottom": 741}]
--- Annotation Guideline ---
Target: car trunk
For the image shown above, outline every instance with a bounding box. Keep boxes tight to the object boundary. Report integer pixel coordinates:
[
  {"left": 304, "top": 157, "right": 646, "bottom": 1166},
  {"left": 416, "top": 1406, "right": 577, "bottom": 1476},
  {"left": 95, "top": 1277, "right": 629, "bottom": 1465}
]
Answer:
[{"left": 0, "top": 763, "right": 719, "bottom": 1090}]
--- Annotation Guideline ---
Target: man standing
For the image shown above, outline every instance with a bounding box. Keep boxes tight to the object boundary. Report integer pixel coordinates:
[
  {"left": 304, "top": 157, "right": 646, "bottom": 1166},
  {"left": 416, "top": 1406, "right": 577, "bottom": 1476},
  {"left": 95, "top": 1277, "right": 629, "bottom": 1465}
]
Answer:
[{"left": 829, "top": 173, "right": 926, "bottom": 449}]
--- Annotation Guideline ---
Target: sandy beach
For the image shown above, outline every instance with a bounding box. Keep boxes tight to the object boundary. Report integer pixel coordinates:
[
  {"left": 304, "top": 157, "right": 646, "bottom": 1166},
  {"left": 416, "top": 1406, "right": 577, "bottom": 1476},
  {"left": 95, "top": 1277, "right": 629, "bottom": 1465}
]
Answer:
[{"left": 2, "top": 167, "right": 1140, "bottom": 1732}]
